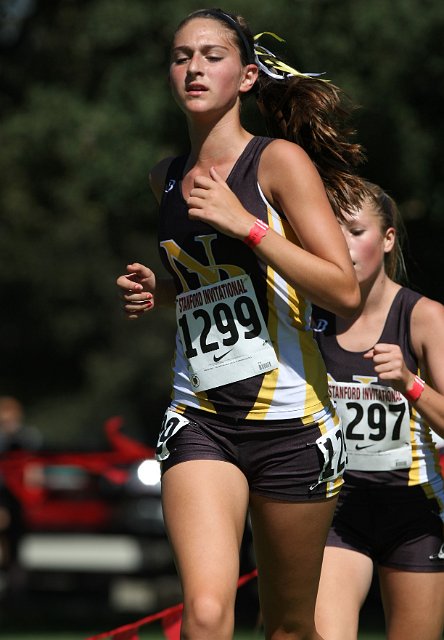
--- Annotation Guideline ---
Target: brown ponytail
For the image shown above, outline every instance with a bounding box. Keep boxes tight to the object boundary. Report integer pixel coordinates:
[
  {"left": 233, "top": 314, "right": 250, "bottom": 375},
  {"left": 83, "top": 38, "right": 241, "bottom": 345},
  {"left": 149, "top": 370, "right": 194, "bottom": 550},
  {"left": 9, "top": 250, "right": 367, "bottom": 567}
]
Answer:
[{"left": 257, "top": 74, "right": 368, "bottom": 221}]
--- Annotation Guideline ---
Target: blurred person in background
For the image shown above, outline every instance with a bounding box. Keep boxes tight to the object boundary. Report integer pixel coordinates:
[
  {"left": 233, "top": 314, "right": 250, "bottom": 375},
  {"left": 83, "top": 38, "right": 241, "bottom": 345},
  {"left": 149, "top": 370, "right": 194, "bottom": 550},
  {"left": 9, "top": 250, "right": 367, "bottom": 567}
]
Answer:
[
  {"left": 0, "top": 473, "right": 22, "bottom": 599},
  {"left": 313, "top": 182, "right": 444, "bottom": 640},
  {"left": 0, "top": 396, "right": 41, "bottom": 453},
  {"left": 115, "top": 6, "right": 370, "bottom": 638},
  {"left": 0, "top": 396, "right": 41, "bottom": 599}
]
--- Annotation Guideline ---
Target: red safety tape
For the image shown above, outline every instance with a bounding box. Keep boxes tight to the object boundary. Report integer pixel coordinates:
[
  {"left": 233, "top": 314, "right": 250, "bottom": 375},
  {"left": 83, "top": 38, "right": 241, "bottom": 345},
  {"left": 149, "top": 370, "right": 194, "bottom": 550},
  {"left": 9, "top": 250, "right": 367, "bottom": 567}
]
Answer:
[{"left": 85, "top": 568, "right": 258, "bottom": 640}]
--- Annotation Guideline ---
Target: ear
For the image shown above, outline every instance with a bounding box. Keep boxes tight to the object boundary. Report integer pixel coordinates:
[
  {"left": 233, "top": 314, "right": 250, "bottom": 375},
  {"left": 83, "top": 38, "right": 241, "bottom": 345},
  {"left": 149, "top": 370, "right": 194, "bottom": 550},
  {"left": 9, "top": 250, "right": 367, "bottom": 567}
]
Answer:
[
  {"left": 383, "top": 227, "right": 396, "bottom": 254},
  {"left": 240, "top": 64, "right": 258, "bottom": 93}
]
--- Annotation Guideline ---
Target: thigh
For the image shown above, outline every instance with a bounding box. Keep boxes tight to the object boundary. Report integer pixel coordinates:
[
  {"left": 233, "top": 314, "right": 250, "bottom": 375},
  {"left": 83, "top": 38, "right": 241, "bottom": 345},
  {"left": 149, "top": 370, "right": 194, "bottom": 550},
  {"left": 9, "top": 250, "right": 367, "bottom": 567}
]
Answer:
[
  {"left": 161, "top": 459, "right": 250, "bottom": 599},
  {"left": 379, "top": 567, "right": 444, "bottom": 640},
  {"left": 316, "top": 546, "right": 374, "bottom": 640},
  {"left": 249, "top": 493, "right": 337, "bottom": 638}
]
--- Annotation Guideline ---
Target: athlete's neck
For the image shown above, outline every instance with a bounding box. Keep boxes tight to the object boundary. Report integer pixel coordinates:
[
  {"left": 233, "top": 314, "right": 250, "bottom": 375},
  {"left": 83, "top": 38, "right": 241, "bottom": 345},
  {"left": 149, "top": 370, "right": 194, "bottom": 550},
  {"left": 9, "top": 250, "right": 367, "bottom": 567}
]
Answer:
[
  {"left": 337, "top": 273, "right": 399, "bottom": 332},
  {"left": 186, "top": 115, "right": 253, "bottom": 176}
]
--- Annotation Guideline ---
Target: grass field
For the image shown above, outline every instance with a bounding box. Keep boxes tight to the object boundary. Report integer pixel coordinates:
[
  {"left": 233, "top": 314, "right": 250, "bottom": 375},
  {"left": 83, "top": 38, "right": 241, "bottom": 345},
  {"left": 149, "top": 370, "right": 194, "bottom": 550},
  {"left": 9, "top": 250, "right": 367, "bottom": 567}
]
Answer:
[
  {"left": 0, "top": 589, "right": 388, "bottom": 639},
  {"left": 0, "top": 633, "right": 387, "bottom": 640},
  {"left": 0, "top": 609, "right": 388, "bottom": 639},
  {"left": 0, "top": 607, "right": 387, "bottom": 638},
  {"left": 0, "top": 602, "right": 390, "bottom": 639}
]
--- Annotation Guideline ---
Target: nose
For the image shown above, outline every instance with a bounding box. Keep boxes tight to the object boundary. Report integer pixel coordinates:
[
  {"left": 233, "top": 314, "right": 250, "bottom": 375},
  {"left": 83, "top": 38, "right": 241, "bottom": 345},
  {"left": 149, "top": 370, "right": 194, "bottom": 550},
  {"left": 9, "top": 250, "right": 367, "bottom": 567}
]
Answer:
[{"left": 187, "top": 53, "right": 203, "bottom": 76}]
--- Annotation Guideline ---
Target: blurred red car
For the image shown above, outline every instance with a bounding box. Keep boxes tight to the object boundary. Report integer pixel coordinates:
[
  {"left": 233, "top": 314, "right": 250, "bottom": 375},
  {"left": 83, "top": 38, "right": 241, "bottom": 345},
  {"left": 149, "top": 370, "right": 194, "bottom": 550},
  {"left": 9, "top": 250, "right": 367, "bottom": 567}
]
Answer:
[{"left": 0, "top": 417, "right": 182, "bottom": 617}]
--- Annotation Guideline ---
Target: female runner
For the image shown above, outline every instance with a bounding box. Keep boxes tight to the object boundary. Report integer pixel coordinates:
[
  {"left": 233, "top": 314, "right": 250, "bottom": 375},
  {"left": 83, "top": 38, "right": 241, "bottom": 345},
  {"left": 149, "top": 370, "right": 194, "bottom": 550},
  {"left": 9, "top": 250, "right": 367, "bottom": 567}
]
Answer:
[
  {"left": 314, "top": 182, "right": 444, "bottom": 640},
  {"left": 117, "top": 8, "right": 366, "bottom": 639}
]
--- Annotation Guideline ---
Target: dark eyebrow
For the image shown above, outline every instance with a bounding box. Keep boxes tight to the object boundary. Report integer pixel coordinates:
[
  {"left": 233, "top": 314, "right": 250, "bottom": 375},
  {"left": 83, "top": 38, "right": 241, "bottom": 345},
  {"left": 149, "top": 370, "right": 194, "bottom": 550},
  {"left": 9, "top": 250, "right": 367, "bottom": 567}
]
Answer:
[{"left": 172, "top": 44, "right": 230, "bottom": 54}]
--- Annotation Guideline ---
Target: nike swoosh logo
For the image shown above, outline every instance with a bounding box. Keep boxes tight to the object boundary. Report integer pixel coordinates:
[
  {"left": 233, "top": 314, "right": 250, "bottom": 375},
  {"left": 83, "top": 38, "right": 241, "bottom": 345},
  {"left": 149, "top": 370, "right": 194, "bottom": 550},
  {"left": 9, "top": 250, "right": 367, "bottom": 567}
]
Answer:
[
  {"left": 213, "top": 349, "right": 233, "bottom": 363},
  {"left": 429, "top": 543, "right": 444, "bottom": 561},
  {"left": 355, "top": 444, "right": 375, "bottom": 451}
]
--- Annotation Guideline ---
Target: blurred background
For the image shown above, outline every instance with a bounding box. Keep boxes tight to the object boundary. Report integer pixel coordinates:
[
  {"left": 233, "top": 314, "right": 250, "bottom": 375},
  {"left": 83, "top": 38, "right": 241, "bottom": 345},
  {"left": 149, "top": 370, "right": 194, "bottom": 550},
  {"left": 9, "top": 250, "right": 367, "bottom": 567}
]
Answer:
[{"left": 0, "top": 0, "right": 443, "bottom": 636}]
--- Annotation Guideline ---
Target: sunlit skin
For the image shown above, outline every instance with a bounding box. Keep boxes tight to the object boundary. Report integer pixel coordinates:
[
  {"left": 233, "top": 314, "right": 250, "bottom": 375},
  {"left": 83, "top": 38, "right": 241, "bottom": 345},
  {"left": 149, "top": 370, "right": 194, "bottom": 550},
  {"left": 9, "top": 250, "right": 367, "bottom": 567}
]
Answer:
[
  {"left": 340, "top": 200, "right": 394, "bottom": 296},
  {"left": 169, "top": 19, "right": 255, "bottom": 121}
]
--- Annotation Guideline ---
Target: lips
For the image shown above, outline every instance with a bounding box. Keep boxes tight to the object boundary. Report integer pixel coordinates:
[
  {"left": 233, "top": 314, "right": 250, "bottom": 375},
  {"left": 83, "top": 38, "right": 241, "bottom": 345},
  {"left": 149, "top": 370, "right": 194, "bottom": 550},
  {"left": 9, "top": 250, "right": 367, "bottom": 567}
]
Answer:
[{"left": 186, "top": 83, "right": 207, "bottom": 92}]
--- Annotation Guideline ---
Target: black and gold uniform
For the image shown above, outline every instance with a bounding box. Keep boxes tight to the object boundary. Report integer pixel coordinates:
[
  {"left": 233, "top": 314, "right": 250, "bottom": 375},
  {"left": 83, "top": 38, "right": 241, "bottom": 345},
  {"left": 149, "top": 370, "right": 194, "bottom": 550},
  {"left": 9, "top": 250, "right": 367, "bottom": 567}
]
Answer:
[
  {"left": 313, "top": 288, "right": 444, "bottom": 570},
  {"left": 158, "top": 136, "right": 329, "bottom": 420},
  {"left": 155, "top": 136, "right": 345, "bottom": 500}
]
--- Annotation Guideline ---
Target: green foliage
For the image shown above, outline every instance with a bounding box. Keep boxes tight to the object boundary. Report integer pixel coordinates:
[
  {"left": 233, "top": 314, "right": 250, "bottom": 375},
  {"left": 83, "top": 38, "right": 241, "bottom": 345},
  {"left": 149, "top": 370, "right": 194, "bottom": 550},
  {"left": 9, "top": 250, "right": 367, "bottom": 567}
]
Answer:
[{"left": 0, "top": 0, "right": 443, "bottom": 444}]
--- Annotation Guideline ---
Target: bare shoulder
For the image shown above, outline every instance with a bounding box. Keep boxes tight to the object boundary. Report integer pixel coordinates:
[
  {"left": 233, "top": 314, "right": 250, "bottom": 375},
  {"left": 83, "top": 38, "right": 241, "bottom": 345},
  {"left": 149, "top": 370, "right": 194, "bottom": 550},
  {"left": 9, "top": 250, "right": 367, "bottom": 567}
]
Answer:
[
  {"left": 412, "top": 295, "right": 444, "bottom": 326},
  {"left": 260, "top": 138, "right": 312, "bottom": 170},
  {"left": 149, "top": 156, "right": 175, "bottom": 204},
  {"left": 411, "top": 294, "right": 444, "bottom": 355},
  {"left": 258, "top": 138, "right": 329, "bottom": 216},
  {"left": 259, "top": 139, "right": 322, "bottom": 193}
]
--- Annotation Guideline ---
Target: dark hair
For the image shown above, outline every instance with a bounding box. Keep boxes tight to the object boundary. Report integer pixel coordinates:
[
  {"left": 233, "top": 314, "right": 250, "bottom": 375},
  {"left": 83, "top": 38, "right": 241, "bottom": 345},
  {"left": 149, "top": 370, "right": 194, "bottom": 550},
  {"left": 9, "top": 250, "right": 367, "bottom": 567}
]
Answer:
[
  {"left": 175, "top": 8, "right": 255, "bottom": 66},
  {"left": 364, "top": 181, "right": 408, "bottom": 283},
  {"left": 175, "top": 8, "right": 368, "bottom": 221}
]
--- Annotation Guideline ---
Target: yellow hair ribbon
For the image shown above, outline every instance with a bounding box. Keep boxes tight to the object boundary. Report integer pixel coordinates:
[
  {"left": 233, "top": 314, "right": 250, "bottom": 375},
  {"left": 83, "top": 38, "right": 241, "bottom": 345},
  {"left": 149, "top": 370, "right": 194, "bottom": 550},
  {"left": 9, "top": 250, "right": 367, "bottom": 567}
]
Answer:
[{"left": 253, "top": 32, "right": 328, "bottom": 82}]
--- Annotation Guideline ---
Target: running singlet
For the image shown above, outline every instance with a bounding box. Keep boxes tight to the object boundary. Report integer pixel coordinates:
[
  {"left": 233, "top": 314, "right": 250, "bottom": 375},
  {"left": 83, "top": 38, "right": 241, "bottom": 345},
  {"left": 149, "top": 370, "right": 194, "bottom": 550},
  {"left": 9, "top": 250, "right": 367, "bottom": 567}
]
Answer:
[
  {"left": 313, "top": 288, "right": 444, "bottom": 500},
  {"left": 157, "top": 136, "right": 330, "bottom": 420}
]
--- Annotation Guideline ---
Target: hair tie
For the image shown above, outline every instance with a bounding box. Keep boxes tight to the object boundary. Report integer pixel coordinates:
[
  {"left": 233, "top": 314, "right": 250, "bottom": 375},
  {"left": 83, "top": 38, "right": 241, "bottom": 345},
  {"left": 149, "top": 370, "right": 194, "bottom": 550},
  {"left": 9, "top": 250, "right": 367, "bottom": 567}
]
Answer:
[{"left": 253, "top": 32, "right": 328, "bottom": 82}]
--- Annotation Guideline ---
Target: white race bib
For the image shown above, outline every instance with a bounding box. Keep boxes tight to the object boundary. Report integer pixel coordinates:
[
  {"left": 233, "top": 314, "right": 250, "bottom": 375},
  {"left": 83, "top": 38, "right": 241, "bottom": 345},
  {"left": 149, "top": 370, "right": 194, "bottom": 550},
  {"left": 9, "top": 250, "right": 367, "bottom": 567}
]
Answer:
[
  {"left": 176, "top": 275, "right": 278, "bottom": 392},
  {"left": 156, "top": 408, "right": 190, "bottom": 461},
  {"left": 330, "top": 381, "right": 412, "bottom": 471},
  {"left": 312, "top": 424, "right": 347, "bottom": 488}
]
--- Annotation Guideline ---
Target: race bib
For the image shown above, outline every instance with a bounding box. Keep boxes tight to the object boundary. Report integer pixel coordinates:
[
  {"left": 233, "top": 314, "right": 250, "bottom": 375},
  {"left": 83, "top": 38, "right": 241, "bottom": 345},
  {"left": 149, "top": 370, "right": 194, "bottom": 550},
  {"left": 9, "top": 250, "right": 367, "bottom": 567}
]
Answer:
[
  {"left": 156, "top": 408, "right": 190, "bottom": 461},
  {"left": 176, "top": 275, "right": 278, "bottom": 392},
  {"left": 312, "top": 424, "right": 347, "bottom": 488},
  {"left": 330, "top": 381, "right": 412, "bottom": 471}
]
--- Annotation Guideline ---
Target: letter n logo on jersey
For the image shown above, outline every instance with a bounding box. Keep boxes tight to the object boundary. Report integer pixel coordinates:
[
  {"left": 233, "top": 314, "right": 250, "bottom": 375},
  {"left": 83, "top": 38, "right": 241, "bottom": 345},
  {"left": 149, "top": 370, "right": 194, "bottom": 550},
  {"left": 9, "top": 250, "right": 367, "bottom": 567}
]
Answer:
[{"left": 160, "top": 234, "right": 244, "bottom": 292}]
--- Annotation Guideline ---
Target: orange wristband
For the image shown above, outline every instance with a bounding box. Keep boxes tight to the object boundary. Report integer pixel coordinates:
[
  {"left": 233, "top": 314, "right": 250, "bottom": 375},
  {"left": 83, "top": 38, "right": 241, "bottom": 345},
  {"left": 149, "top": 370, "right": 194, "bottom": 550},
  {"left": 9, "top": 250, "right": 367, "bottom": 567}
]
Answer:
[
  {"left": 244, "top": 218, "right": 269, "bottom": 248},
  {"left": 403, "top": 375, "right": 425, "bottom": 403}
]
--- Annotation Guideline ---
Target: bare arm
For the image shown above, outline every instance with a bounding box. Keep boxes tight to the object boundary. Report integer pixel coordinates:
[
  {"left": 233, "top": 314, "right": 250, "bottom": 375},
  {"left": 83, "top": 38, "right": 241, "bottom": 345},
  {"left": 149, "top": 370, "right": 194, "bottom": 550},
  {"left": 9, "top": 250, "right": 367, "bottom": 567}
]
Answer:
[
  {"left": 116, "top": 158, "right": 177, "bottom": 318},
  {"left": 187, "top": 140, "right": 360, "bottom": 317},
  {"left": 366, "top": 297, "right": 444, "bottom": 438},
  {"left": 257, "top": 140, "right": 360, "bottom": 316}
]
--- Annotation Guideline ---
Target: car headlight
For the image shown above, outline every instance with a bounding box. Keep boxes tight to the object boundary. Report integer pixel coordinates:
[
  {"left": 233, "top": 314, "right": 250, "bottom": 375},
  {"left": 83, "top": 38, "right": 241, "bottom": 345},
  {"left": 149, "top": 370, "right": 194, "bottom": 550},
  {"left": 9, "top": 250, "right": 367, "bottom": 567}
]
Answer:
[{"left": 136, "top": 459, "right": 161, "bottom": 487}]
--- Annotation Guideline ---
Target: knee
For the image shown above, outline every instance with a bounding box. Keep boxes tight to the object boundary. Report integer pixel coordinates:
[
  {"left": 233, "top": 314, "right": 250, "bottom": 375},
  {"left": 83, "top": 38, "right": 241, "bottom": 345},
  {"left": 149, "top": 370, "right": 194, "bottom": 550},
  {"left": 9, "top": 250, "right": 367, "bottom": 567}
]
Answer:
[{"left": 182, "top": 593, "right": 233, "bottom": 638}]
